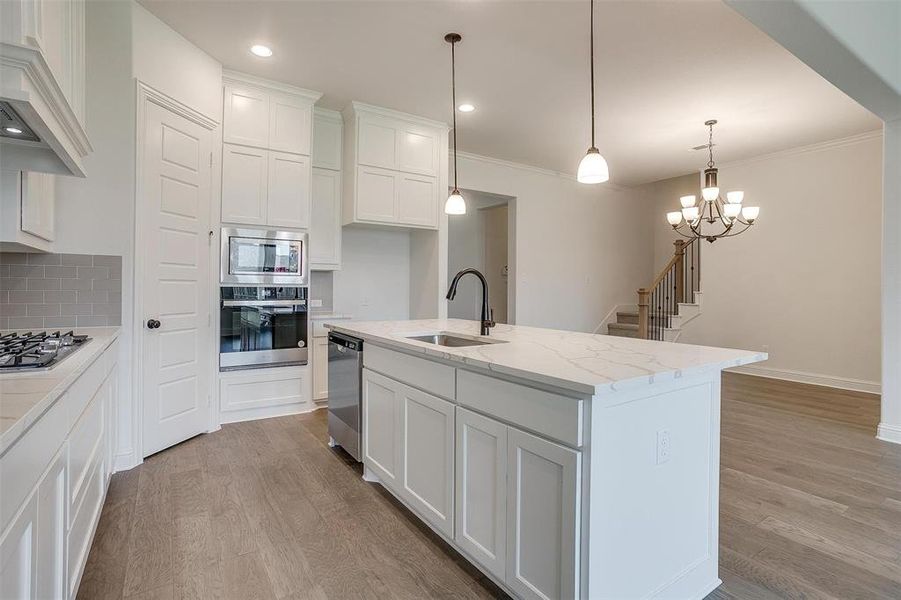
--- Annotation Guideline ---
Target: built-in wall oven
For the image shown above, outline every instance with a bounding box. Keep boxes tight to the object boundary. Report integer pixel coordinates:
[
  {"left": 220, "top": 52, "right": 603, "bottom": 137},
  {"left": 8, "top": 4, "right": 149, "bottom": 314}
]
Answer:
[
  {"left": 221, "top": 227, "right": 309, "bottom": 286},
  {"left": 219, "top": 286, "right": 308, "bottom": 370}
]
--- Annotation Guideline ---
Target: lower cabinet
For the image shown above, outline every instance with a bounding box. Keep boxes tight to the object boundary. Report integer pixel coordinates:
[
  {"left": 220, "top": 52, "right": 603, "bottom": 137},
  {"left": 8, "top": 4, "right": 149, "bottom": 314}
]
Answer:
[
  {"left": 219, "top": 364, "right": 312, "bottom": 423},
  {"left": 312, "top": 336, "right": 329, "bottom": 401},
  {"left": 0, "top": 492, "right": 38, "bottom": 599},
  {"left": 362, "top": 364, "right": 583, "bottom": 599},
  {"left": 36, "top": 449, "right": 68, "bottom": 600}
]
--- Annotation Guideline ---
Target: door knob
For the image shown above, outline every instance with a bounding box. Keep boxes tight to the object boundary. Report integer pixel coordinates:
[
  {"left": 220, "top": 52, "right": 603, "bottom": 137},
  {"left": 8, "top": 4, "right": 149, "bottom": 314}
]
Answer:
[{"left": 146, "top": 319, "right": 161, "bottom": 329}]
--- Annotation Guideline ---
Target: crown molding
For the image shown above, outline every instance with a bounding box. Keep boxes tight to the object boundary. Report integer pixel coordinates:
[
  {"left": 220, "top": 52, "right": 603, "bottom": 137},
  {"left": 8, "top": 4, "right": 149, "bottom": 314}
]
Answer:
[
  {"left": 345, "top": 101, "right": 449, "bottom": 131},
  {"left": 717, "top": 129, "right": 883, "bottom": 170},
  {"left": 313, "top": 106, "right": 342, "bottom": 122},
  {"left": 456, "top": 150, "right": 630, "bottom": 192},
  {"left": 222, "top": 69, "right": 322, "bottom": 103}
]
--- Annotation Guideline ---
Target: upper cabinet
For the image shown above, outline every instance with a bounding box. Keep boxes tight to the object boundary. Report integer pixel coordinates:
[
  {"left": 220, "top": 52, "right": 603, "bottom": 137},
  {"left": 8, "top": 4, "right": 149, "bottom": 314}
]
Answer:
[
  {"left": 310, "top": 108, "right": 343, "bottom": 270},
  {"left": 0, "top": 169, "right": 56, "bottom": 252},
  {"left": 343, "top": 102, "right": 447, "bottom": 230},
  {"left": 0, "top": 0, "right": 92, "bottom": 176},
  {"left": 220, "top": 71, "right": 321, "bottom": 230}
]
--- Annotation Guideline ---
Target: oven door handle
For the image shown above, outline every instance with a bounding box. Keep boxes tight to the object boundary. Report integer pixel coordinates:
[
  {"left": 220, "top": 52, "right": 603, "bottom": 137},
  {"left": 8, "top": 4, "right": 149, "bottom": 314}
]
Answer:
[{"left": 221, "top": 300, "right": 306, "bottom": 308}]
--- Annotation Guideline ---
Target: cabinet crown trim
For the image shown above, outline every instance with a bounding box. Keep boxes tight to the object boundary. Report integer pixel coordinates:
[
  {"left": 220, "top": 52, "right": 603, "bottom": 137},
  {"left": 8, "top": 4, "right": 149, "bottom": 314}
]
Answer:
[
  {"left": 314, "top": 107, "right": 343, "bottom": 123},
  {"left": 223, "top": 69, "right": 322, "bottom": 103},
  {"left": 346, "top": 101, "right": 449, "bottom": 131}
]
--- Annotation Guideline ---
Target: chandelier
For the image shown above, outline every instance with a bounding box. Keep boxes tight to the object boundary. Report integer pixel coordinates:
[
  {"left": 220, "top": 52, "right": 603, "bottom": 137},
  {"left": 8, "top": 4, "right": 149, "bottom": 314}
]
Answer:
[{"left": 666, "top": 120, "right": 760, "bottom": 243}]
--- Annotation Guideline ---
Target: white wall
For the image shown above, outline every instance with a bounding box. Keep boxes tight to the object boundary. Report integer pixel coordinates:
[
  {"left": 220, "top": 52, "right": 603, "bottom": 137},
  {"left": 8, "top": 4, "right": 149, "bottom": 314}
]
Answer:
[
  {"left": 647, "top": 133, "right": 883, "bottom": 391},
  {"left": 333, "top": 227, "right": 411, "bottom": 321},
  {"left": 131, "top": 3, "right": 222, "bottom": 121},
  {"left": 456, "top": 153, "right": 655, "bottom": 333}
]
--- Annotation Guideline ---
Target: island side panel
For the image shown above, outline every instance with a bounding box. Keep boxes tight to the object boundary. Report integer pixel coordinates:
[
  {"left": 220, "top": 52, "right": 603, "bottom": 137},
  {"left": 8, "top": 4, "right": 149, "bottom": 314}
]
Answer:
[{"left": 586, "top": 371, "right": 722, "bottom": 600}]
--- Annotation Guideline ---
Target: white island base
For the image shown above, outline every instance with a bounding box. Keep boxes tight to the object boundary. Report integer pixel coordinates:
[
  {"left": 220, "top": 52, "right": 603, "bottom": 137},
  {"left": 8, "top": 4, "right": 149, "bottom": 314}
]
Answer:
[{"left": 325, "top": 319, "right": 766, "bottom": 600}]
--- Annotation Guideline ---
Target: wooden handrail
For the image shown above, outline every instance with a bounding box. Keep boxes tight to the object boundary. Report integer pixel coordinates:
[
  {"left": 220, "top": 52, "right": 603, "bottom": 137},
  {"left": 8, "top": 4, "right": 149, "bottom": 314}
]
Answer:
[{"left": 636, "top": 239, "right": 696, "bottom": 340}]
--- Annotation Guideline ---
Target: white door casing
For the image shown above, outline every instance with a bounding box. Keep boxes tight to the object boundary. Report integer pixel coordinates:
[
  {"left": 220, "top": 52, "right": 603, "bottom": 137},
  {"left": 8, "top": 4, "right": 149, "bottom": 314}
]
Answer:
[{"left": 139, "top": 94, "right": 214, "bottom": 457}]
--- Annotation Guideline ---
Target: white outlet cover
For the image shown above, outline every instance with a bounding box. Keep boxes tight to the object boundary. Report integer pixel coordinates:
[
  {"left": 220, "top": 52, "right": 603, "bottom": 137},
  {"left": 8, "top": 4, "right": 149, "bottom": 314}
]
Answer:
[{"left": 656, "top": 429, "right": 671, "bottom": 465}]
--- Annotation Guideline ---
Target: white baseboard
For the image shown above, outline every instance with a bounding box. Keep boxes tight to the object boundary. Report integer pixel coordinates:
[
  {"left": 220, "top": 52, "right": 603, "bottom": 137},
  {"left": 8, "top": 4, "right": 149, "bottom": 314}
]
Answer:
[
  {"left": 877, "top": 422, "right": 901, "bottom": 445},
  {"left": 113, "top": 449, "right": 140, "bottom": 472},
  {"left": 728, "top": 364, "right": 881, "bottom": 395}
]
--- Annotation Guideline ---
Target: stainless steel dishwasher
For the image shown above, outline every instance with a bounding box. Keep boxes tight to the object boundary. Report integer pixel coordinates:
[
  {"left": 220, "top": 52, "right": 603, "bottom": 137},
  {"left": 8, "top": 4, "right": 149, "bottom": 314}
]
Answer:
[{"left": 327, "top": 332, "right": 363, "bottom": 461}]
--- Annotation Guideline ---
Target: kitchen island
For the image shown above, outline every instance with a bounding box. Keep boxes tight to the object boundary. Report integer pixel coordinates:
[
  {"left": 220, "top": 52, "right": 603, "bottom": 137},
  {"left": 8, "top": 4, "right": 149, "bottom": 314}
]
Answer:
[{"left": 325, "top": 318, "right": 766, "bottom": 600}]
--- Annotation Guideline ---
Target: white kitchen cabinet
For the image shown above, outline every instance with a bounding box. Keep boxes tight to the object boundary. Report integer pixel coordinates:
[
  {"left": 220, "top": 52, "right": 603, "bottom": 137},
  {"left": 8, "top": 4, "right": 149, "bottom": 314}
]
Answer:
[
  {"left": 35, "top": 449, "right": 67, "bottom": 600},
  {"left": 506, "top": 428, "right": 581, "bottom": 600},
  {"left": 221, "top": 144, "right": 267, "bottom": 225},
  {"left": 312, "top": 336, "right": 329, "bottom": 401},
  {"left": 455, "top": 407, "right": 507, "bottom": 581},
  {"left": 310, "top": 168, "right": 342, "bottom": 269},
  {"left": 0, "top": 0, "right": 91, "bottom": 176},
  {"left": 397, "top": 172, "right": 437, "bottom": 227},
  {"left": 0, "top": 492, "right": 38, "bottom": 599},
  {"left": 312, "top": 108, "right": 343, "bottom": 171},
  {"left": 269, "top": 93, "right": 313, "bottom": 155},
  {"left": 223, "top": 84, "right": 270, "bottom": 149},
  {"left": 355, "top": 165, "right": 397, "bottom": 223},
  {"left": 267, "top": 151, "right": 311, "bottom": 229},
  {"left": 219, "top": 365, "right": 312, "bottom": 424},
  {"left": 343, "top": 102, "right": 447, "bottom": 230},
  {"left": 0, "top": 169, "right": 55, "bottom": 252},
  {"left": 400, "top": 384, "right": 455, "bottom": 538},
  {"left": 362, "top": 369, "right": 402, "bottom": 486}
]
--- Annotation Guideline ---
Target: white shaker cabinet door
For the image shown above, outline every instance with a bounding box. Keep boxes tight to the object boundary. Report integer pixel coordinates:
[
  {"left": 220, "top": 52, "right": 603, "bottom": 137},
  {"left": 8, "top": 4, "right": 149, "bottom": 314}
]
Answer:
[
  {"left": 20, "top": 172, "right": 55, "bottom": 242},
  {"left": 269, "top": 93, "right": 313, "bottom": 156},
  {"left": 397, "top": 173, "right": 437, "bottom": 228},
  {"left": 506, "top": 428, "right": 581, "bottom": 600},
  {"left": 35, "top": 449, "right": 67, "bottom": 600},
  {"left": 267, "top": 151, "right": 310, "bottom": 229},
  {"left": 362, "top": 369, "right": 402, "bottom": 489},
  {"left": 356, "top": 166, "right": 397, "bottom": 223},
  {"left": 312, "top": 337, "right": 329, "bottom": 401},
  {"left": 0, "top": 492, "right": 38, "bottom": 599},
  {"left": 312, "top": 111, "right": 342, "bottom": 170},
  {"left": 455, "top": 408, "right": 507, "bottom": 581},
  {"left": 224, "top": 85, "right": 270, "bottom": 148},
  {"left": 357, "top": 117, "right": 398, "bottom": 170},
  {"left": 400, "top": 384, "right": 455, "bottom": 538},
  {"left": 221, "top": 144, "right": 268, "bottom": 226},
  {"left": 398, "top": 124, "right": 440, "bottom": 176},
  {"left": 310, "top": 168, "right": 341, "bottom": 269}
]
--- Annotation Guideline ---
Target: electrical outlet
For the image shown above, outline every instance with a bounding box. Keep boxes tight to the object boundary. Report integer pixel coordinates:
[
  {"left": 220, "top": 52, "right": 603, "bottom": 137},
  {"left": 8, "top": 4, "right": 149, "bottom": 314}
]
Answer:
[
  {"left": 310, "top": 299, "right": 323, "bottom": 308},
  {"left": 361, "top": 296, "right": 370, "bottom": 307},
  {"left": 656, "top": 429, "right": 671, "bottom": 465}
]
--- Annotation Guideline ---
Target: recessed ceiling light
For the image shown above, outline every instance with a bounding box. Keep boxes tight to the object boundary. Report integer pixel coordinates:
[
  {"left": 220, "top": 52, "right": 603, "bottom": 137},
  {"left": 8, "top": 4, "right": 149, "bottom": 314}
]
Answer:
[
  {"left": 457, "top": 103, "right": 475, "bottom": 113},
  {"left": 4, "top": 127, "right": 23, "bottom": 134},
  {"left": 250, "top": 45, "right": 273, "bottom": 58}
]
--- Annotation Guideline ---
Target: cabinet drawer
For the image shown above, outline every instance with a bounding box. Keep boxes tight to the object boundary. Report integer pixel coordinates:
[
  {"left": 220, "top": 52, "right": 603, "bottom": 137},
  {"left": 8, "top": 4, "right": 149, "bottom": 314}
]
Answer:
[
  {"left": 0, "top": 395, "right": 68, "bottom": 534},
  {"left": 68, "top": 392, "right": 103, "bottom": 519},
  {"left": 219, "top": 365, "right": 311, "bottom": 420},
  {"left": 66, "top": 348, "right": 107, "bottom": 430},
  {"left": 364, "top": 345, "right": 455, "bottom": 401},
  {"left": 457, "top": 370, "right": 584, "bottom": 448}
]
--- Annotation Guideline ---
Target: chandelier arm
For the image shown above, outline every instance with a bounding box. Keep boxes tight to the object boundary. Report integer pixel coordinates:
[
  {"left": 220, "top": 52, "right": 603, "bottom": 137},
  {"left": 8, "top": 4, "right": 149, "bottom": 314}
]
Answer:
[{"left": 672, "top": 226, "right": 699, "bottom": 239}]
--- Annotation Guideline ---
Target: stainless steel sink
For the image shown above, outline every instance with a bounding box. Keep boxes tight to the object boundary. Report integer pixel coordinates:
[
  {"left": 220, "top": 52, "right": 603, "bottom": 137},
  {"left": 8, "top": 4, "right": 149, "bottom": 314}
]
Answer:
[{"left": 406, "top": 333, "right": 504, "bottom": 348}]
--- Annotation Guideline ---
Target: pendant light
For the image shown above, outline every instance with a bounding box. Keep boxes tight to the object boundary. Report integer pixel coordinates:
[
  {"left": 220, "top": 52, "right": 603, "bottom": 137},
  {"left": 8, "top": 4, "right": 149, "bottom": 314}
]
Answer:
[
  {"left": 577, "top": 0, "right": 609, "bottom": 184},
  {"left": 445, "top": 32, "right": 466, "bottom": 215}
]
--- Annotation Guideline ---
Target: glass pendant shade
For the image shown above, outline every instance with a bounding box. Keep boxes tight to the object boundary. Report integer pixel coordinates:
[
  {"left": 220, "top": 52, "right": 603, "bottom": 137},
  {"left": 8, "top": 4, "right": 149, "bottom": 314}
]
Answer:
[
  {"left": 680, "top": 195, "right": 696, "bottom": 208},
  {"left": 742, "top": 206, "right": 760, "bottom": 222},
  {"left": 723, "top": 203, "right": 741, "bottom": 218},
  {"left": 701, "top": 186, "right": 719, "bottom": 202},
  {"left": 666, "top": 211, "right": 683, "bottom": 226},
  {"left": 682, "top": 206, "right": 700, "bottom": 221},
  {"left": 726, "top": 190, "right": 744, "bottom": 204},
  {"left": 577, "top": 148, "right": 609, "bottom": 184},
  {"left": 445, "top": 189, "right": 466, "bottom": 215}
]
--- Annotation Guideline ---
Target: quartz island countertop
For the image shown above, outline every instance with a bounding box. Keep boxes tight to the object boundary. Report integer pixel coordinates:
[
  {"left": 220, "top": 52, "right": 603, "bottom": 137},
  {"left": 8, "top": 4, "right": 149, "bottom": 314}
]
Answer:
[
  {"left": 325, "top": 318, "right": 766, "bottom": 396},
  {"left": 0, "top": 326, "right": 120, "bottom": 453}
]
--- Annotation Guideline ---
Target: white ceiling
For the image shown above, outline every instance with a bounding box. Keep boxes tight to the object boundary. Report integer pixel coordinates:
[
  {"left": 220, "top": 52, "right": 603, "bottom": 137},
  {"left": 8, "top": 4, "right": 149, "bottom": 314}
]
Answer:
[{"left": 138, "top": 0, "right": 881, "bottom": 186}]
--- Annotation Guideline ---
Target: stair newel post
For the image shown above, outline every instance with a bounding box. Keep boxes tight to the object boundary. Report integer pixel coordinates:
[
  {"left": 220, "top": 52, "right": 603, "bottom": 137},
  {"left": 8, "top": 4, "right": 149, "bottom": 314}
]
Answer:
[
  {"left": 637, "top": 288, "right": 650, "bottom": 340},
  {"left": 673, "top": 240, "right": 686, "bottom": 306}
]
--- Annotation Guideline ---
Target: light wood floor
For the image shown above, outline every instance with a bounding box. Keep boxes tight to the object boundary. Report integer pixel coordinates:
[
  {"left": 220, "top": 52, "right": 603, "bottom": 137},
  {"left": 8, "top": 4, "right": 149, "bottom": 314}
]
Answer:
[{"left": 77, "top": 374, "right": 901, "bottom": 599}]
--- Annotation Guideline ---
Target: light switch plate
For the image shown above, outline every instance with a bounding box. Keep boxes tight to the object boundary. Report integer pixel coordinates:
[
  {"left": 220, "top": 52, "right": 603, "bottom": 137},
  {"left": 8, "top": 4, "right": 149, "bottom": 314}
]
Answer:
[{"left": 656, "top": 429, "right": 671, "bottom": 464}]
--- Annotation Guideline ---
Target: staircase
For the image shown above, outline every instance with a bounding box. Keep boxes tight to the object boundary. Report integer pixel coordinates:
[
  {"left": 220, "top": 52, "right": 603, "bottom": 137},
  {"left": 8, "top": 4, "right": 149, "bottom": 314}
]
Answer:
[{"left": 607, "top": 239, "right": 703, "bottom": 342}]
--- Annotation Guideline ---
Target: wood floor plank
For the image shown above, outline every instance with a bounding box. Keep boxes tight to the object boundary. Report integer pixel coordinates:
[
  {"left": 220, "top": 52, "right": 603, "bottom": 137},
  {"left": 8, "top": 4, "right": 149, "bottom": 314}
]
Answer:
[{"left": 78, "top": 373, "right": 901, "bottom": 600}]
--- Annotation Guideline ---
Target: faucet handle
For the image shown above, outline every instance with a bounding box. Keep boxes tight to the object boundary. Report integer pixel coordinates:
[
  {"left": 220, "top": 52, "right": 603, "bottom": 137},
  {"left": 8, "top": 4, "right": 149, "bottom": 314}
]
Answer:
[{"left": 487, "top": 308, "right": 496, "bottom": 328}]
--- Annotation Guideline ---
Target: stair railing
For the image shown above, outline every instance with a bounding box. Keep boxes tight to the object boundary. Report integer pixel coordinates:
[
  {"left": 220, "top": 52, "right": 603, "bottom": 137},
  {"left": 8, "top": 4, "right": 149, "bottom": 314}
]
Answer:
[{"left": 637, "top": 239, "right": 701, "bottom": 340}]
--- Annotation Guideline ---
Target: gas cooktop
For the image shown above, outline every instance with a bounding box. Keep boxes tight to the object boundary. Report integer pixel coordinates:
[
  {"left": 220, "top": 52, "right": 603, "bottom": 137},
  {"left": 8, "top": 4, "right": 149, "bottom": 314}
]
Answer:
[{"left": 0, "top": 331, "right": 91, "bottom": 373}]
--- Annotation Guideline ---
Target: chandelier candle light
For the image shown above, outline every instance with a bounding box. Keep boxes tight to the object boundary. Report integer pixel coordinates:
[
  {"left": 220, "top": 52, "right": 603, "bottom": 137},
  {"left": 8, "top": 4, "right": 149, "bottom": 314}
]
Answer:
[
  {"left": 666, "top": 120, "right": 760, "bottom": 242},
  {"left": 445, "top": 32, "right": 466, "bottom": 215}
]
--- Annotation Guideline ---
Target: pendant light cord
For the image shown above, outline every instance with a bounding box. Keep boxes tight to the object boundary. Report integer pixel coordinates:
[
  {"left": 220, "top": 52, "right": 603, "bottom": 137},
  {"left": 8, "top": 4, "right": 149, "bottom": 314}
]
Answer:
[
  {"left": 451, "top": 38, "right": 458, "bottom": 191},
  {"left": 589, "top": 0, "right": 595, "bottom": 149}
]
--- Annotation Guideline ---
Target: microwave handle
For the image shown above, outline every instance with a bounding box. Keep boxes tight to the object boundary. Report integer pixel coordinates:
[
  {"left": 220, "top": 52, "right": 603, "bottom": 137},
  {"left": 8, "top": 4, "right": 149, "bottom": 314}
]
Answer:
[{"left": 221, "top": 299, "right": 306, "bottom": 308}]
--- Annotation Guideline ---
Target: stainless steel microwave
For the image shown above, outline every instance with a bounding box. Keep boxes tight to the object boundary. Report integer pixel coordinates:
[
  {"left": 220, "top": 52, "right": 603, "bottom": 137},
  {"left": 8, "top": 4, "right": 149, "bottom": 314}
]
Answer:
[{"left": 220, "top": 227, "right": 309, "bottom": 286}]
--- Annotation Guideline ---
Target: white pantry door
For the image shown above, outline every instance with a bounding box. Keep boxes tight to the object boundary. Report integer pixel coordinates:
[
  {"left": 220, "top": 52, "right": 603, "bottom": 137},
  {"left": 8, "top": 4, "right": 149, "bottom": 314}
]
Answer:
[{"left": 140, "top": 99, "right": 213, "bottom": 457}]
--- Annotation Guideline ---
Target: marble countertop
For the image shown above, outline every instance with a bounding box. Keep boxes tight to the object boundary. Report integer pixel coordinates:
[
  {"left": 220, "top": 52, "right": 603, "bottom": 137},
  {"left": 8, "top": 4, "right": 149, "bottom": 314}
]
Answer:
[
  {"left": 324, "top": 319, "right": 767, "bottom": 396},
  {"left": 311, "top": 312, "right": 352, "bottom": 320},
  {"left": 0, "top": 327, "right": 120, "bottom": 453}
]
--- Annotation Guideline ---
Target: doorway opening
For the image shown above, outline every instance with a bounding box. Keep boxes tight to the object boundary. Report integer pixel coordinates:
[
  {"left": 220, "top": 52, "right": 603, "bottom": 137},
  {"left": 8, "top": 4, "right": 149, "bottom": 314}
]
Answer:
[{"left": 446, "top": 189, "right": 516, "bottom": 324}]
